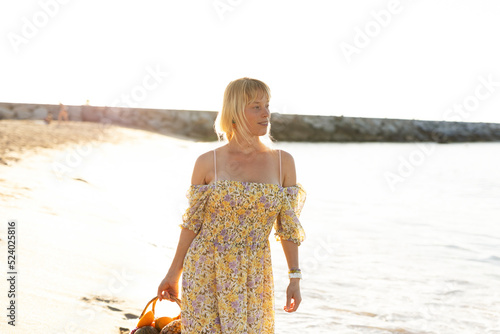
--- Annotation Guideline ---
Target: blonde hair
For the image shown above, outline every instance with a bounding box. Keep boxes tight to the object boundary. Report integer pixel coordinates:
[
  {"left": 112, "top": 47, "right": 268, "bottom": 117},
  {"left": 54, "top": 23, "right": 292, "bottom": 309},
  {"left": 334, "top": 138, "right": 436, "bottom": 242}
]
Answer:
[{"left": 214, "top": 77, "right": 273, "bottom": 144}]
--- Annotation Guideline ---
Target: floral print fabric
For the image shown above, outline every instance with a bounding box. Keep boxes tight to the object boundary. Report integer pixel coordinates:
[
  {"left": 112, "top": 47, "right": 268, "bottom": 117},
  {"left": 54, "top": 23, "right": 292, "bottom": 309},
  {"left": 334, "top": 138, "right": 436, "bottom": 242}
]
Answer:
[{"left": 180, "top": 180, "right": 306, "bottom": 333}]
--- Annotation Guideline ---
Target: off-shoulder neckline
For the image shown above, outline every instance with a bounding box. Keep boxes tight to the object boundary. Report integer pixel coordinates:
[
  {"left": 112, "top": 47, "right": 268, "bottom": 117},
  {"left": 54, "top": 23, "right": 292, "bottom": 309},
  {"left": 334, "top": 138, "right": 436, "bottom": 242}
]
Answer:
[{"left": 190, "top": 179, "right": 302, "bottom": 189}]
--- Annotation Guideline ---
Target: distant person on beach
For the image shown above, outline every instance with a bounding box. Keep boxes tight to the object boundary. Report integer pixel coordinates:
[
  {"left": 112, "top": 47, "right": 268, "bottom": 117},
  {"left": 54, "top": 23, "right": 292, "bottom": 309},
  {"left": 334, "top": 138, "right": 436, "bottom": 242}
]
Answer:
[
  {"left": 44, "top": 111, "right": 53, "bottom": 124},
  {"left": 58, "top": 103, "right": 69, "bottom": 123},
  {"left": 157, "top": 77, "right": 306, "bottom": 333}
]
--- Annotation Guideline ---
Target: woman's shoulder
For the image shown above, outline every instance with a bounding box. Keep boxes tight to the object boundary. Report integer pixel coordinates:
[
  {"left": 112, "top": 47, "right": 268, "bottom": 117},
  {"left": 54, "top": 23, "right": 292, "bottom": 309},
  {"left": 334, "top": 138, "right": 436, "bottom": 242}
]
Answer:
[
  {"left": 276, "top": 149, "right": 295, "bottom": 168},
  {"left": 275, "top": 149, "right": 297, "bottom": 187},
  {"left": 191, "top": 149, "right": 216, "bottom": 185},
  {"left": 195, "top": 150, "right": 215, "bottom": 164}
]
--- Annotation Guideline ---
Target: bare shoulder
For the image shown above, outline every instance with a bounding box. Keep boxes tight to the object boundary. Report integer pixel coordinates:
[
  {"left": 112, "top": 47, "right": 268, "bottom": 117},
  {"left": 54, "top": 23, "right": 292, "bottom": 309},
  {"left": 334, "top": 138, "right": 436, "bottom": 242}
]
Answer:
[
  {"left": 191, "top": 150, "right": 215, "bottom": 185},
  {"left": 279, "top": 150, "right": 295, "bottom": 167},
  {"left": 279, "top": 149, "right": 297, "bottom": 187}
]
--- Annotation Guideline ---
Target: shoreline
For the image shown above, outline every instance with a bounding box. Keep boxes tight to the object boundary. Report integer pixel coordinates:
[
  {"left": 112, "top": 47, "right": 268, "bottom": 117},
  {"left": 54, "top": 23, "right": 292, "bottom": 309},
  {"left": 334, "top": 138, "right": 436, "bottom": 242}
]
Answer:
[{"left": 0, "top": 120, "right": 188, "bottom": 333}]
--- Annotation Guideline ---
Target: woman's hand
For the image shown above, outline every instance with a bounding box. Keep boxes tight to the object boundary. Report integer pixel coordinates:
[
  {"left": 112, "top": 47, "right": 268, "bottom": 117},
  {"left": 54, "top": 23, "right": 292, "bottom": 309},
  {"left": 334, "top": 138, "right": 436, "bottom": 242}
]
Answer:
[
  {"left": 284, "top": 279, "right": 301, "bottom": 312},
  {"left": 157, "top": 274, "right": 179, "bottom": 301},
  {"left": 157, "top": 228, "right": 197, "bottom": 301}
]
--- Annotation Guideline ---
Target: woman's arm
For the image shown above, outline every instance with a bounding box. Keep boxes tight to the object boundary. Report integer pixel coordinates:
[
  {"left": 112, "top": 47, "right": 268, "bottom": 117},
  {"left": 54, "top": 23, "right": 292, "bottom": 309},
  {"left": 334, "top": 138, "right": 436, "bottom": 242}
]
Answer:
[
  {"left": 280, "top": 150, "right": 302, "bottom": 312},
  {"left": 280, "top": 150, "right": 297, "bottom": 188},
  {"left": 281, "top": 240, "right": 302, "bottom": 312},
  {"left": 158, "top": 153, "right": 211, "bottom": 300},
  {"left": 157, "top": 228, "right": 197, "bottom": 301}
]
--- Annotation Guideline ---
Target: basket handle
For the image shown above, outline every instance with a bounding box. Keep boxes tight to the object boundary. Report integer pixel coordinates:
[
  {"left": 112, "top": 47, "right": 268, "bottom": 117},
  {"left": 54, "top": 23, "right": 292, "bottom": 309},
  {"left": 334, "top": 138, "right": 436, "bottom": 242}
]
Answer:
[{"left": 139, "top": 296, "right": 181, "bottom": 319}]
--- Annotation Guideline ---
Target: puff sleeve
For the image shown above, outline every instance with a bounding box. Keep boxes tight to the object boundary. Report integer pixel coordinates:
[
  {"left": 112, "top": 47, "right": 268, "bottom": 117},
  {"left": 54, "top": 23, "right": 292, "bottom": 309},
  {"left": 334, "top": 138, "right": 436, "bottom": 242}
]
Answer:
[
  {"left": 180, "top": 184, "right": 212, "bottom": 234},
  {"left": 274, "top": 184, "right": 306, "bottom": 246}
]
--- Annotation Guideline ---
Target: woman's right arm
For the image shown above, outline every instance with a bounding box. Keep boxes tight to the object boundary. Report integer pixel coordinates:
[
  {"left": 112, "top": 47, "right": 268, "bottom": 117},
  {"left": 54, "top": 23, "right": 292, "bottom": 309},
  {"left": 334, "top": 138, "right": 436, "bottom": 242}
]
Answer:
[
  {"left": 157, "top": 152, "right": 212, "bottom": 300},
  {"left": 157, "top": 228, "right": 197, "bottom": 301}
]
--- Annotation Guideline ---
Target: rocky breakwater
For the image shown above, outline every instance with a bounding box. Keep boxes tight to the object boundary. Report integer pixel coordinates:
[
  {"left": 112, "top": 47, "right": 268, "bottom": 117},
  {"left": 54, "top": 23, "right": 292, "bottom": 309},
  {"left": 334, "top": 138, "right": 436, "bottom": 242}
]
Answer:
[
  {"left": 1, "top": 102, "right": 500, "bottom": 142},
  {"left": 0, "top": 102, "right": 218, "bottom": 141},
  {"left": 270, "top": 114, "right": 500, "bottom": 143}
]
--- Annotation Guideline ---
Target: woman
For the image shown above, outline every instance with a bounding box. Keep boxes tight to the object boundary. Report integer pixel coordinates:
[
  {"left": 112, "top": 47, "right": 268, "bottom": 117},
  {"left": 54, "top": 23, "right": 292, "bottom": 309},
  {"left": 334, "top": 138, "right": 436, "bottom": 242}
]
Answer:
[{"left": 157, "top": 77, "right": 306, "bottom": 333}]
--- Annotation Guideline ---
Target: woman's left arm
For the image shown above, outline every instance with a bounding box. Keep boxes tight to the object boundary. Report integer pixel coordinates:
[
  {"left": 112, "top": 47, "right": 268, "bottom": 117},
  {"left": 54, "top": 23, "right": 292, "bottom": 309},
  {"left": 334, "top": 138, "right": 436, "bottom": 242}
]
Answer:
[
  {"left": 279, "top": 150, "right": 302, "bottom": 312},
  {"left": 281, "top": 240, "right": 302, "bottom": 312}
]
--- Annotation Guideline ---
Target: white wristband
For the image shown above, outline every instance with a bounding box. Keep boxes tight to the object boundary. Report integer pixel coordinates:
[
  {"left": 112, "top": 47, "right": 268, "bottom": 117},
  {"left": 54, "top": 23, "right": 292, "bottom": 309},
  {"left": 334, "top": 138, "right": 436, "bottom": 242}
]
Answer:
[{"left": 289, "top": 273, "right": 302, "bottom": 279}]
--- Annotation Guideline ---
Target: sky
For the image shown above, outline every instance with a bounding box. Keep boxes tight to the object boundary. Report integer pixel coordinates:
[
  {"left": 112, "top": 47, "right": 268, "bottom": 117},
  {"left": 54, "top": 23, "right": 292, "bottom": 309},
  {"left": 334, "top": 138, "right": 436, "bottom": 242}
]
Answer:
[{"left": 1, "top": 0, "right": 500, "bottom": 123}]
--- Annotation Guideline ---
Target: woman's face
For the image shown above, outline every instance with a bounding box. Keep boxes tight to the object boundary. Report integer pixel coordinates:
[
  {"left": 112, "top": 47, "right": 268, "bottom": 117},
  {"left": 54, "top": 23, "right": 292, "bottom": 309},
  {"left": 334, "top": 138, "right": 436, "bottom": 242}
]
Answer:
[{"left": 243, "top": 94, "right": 270, "bottom": 136}]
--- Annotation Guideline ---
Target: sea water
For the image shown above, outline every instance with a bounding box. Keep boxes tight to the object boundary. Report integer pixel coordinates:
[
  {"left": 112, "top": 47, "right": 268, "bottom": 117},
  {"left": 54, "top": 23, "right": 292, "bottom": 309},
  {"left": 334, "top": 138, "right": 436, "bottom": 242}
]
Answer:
[
  {"left": 77, "top": 140, "right": 500, "bottom": 333},
  {"left": 271, "top": 142, "right": 500, "bottom": 334}
]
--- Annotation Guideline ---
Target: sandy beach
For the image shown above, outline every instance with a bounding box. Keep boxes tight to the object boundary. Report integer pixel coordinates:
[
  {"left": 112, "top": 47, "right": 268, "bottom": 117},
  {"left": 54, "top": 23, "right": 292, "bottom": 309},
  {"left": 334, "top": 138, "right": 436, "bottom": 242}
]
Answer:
[
  {"left": 0, "top": 120, "right": 128, "bottom": 165},
  {"left": 0, "top": 120, "right": 192, "bottom": 333}
]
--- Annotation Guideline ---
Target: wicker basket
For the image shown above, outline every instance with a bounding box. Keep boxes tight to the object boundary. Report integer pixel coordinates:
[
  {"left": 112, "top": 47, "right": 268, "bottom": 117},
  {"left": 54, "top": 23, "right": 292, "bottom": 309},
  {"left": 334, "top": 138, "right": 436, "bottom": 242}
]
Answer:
[{"left": 132, "top": 296, "right": 182, "bottom": 334}]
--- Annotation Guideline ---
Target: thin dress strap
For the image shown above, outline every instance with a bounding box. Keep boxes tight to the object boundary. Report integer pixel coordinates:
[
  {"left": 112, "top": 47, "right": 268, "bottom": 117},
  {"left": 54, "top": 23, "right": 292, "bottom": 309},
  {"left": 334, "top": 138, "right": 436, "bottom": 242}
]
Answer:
[
  {"left": 213, "top": 149, "right": 217, "bottom": 182},
  {"left": 278, "top": 149, "right": 282, "bottom": 186}
]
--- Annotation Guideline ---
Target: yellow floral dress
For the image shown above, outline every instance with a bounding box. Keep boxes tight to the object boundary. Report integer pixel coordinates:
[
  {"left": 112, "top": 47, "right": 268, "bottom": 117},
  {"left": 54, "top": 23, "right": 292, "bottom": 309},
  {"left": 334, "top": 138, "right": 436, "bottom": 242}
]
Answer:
[{"left": 180, "top": 180, "right": 306, "bottom": 333}]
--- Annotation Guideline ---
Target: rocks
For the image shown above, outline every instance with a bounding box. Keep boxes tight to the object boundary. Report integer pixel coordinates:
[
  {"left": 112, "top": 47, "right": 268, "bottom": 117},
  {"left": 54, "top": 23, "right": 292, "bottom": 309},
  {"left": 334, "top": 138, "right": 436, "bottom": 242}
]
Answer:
[
  {"left": 33, "top": 107, "right": 48, "bottom": 119},
  {"left": 13, "top": 105, "right": 32, "bottom": 119},
  {"left": 81, "top": 105, "right": 103, "bottom": 122},
  {"left": 0, "top": 106, "right": 15, "bottom": 119},
  {"left": 270, "top": 114, "right": 500, "bottom": 142},
  {"left": 0, "top": 103, "right": 71, "bottom": 121},
  {"left": 1, "top": 102, "right": 499, "bottom": 142}
]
